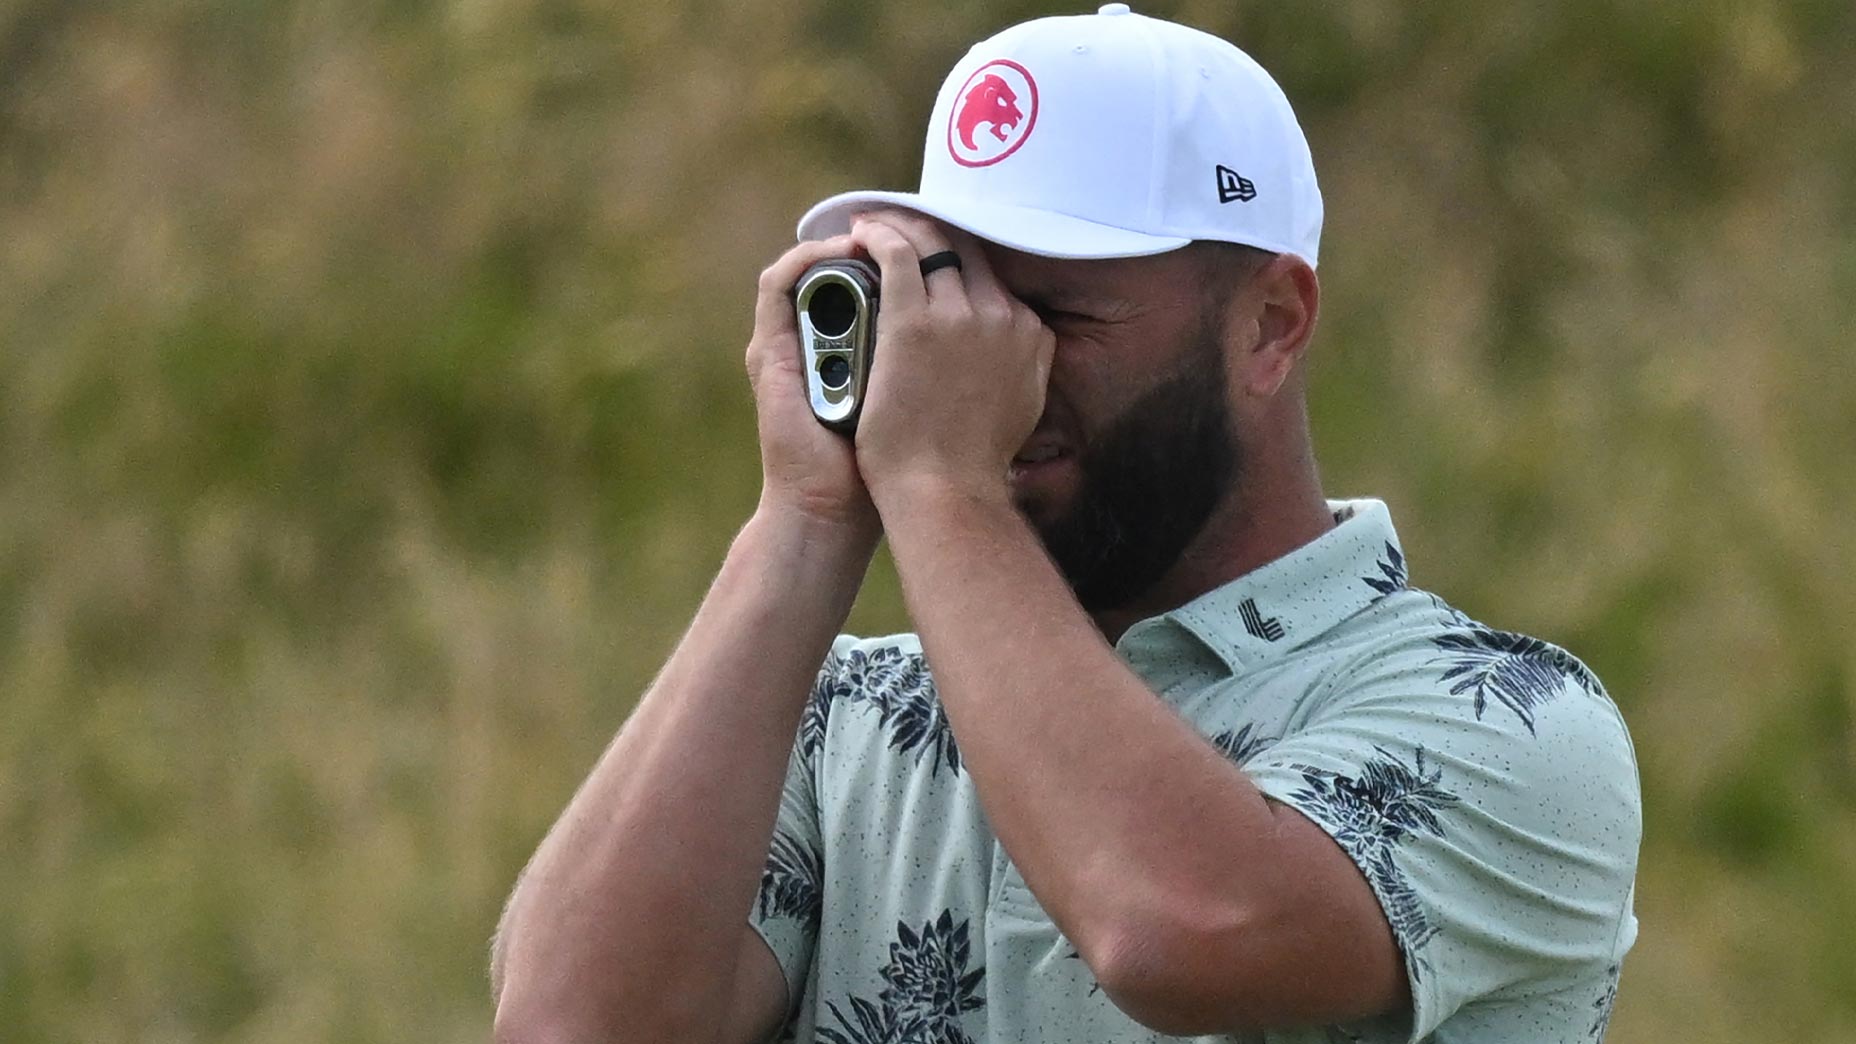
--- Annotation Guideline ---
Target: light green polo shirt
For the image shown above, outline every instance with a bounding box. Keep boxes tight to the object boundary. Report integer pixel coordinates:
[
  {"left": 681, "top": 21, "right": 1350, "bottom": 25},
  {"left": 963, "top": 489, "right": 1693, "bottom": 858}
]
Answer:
[{"left": 750, "top": 498, "right": 1641, "bottom": 1044}]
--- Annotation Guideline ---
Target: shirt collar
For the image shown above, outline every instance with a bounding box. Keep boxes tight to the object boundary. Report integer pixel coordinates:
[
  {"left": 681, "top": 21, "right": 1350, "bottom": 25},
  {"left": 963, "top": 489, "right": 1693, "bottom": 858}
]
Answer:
[{"left": 1118, "top": 498, "right": 1407, "bottom": 675}]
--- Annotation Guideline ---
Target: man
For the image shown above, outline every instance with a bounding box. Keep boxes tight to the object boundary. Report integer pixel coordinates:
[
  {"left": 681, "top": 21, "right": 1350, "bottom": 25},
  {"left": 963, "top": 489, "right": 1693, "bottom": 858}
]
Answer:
[{"left": 490, "top": 6, "right": 1641, "bottom": 1044}]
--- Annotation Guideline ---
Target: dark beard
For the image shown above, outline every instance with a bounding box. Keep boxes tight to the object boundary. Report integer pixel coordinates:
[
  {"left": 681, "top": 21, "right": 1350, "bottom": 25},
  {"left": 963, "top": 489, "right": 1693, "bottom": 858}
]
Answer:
[{"left": 1029, "top": 322, "right": 1238, "bottom": 612}]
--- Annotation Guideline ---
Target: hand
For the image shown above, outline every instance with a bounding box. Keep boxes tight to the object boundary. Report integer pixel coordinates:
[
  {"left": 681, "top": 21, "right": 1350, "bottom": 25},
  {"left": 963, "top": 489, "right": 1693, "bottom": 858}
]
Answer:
[
  {"left": 848, "top": 211, "right": 1056, "bottom": 513},
  {"left": 744, "top": 234, "right": 881, "bottom": 541}
]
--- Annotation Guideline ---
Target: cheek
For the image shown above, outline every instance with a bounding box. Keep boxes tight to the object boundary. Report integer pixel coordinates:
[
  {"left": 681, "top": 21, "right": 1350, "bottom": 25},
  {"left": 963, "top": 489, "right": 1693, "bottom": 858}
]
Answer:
[
  {"left": 1042, "top": 339, "right": 1113, "bottom": 433},
  {"left": 1047, "top": 324, "right": 1182, "bottom": 430}
]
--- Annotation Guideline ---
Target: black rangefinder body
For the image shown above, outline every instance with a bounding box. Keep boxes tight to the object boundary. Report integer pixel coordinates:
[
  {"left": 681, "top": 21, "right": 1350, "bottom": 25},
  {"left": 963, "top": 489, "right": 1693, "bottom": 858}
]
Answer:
[{"left": 793, "top": 259, "right": 880, "bottom": 433}]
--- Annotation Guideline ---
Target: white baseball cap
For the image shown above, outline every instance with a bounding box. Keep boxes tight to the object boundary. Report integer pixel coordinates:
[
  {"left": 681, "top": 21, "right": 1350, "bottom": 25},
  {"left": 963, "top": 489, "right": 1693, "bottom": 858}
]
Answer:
[{"left": 795, "top": 3, "right": 1323, "bottom": 265}]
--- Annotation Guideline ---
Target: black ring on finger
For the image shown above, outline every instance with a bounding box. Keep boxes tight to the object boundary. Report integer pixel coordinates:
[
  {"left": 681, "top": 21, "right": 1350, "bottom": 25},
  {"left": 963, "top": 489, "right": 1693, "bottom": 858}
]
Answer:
[{"left": 918, "top": 250, "right": 964, "bottom": 278}]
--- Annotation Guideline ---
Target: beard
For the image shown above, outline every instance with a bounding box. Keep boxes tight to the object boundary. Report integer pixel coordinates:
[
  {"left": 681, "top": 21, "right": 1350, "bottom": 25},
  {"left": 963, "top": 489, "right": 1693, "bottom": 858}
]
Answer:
[{"left": 1024, "top": 317, "right": 1239, "bottom": 613}]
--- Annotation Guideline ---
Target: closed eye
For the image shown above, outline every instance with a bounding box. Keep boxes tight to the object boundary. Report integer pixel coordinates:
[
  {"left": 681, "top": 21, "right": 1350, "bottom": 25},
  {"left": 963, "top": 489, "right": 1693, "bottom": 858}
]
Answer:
[
  {"left": 1032, "top": 306, "right": 1095, "bottom": 325},
  {"left": 1018, "top": 293, "right": 1116, "bottom": 327}
]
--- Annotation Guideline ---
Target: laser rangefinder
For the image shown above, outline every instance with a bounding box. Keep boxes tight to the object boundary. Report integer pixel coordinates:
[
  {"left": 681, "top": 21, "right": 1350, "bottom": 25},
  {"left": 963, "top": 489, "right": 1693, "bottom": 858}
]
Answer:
[{"left": 792, "top": 259, "right": 880, "bottom": 433}]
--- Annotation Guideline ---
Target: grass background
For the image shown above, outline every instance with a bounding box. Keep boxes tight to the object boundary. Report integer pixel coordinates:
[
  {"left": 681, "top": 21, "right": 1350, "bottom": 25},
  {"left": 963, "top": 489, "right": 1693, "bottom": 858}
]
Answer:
[{"left": 2, "top": 1, "right": 1853, "bottom": 1040}]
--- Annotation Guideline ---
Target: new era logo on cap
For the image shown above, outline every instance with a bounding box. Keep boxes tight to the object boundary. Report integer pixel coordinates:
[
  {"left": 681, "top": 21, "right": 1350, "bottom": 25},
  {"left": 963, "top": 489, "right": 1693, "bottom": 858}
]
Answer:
[{"left": 1216, "top": 165, "right": 1257, "bottom": 204}]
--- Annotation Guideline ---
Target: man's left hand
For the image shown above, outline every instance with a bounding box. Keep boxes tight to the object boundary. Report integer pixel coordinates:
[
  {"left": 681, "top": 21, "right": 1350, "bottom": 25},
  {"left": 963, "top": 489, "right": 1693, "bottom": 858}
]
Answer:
[{"left": 847, "top": 210, "right": 1056, "bottom": 514}]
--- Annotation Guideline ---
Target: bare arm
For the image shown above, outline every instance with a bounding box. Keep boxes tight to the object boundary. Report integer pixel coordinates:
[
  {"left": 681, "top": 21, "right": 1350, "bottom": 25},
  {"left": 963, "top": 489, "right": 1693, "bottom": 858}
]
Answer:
[
  {"left": 492, "top": 234, "right": 877, "bottom": 1044},
  {"left": 492, "top": 508, "right": 869, "bottom": 1044}
]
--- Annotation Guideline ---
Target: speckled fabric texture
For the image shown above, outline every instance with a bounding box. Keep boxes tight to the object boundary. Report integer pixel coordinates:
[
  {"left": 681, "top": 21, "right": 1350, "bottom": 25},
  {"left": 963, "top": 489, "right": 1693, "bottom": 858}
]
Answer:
[{"left": 749, "top": 498, "right": 1641, "bottom": 1043}]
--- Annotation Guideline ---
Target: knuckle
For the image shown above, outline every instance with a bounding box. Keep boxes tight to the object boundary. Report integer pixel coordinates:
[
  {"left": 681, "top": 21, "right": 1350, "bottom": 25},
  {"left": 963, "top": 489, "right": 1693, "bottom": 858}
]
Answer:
[
  {"left": 861, "top": 225, "right": 904, "bottom": 249},
  {"left": 888, "top": 312, "right": 927, "bottom": 339},
  {"left": 757, "top": 263, "right": 786, "bottom": 295}
]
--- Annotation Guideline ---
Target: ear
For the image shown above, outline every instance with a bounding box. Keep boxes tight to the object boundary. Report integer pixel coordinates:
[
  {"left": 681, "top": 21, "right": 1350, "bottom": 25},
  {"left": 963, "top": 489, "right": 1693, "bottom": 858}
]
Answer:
[{"left": 1232, "top": 254, "right": 1319, "bottom": 398}]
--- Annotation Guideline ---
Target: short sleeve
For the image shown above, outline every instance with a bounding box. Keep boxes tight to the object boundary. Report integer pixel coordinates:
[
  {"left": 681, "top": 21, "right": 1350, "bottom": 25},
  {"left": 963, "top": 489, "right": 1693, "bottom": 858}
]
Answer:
[
  {"left": 1243, "top": 645, "right": 1642, "bottom": 1041},
  {"left": 746, "top": 637, "right": 850, "bottom": 1017}
]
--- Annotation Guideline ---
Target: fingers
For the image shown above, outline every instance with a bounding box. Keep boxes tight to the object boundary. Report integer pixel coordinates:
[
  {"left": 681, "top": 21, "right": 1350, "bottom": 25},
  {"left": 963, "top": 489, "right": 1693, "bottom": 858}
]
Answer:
[
  {"left": 753, "top": 233, "right": 860, "bottom": 340},
  {"left": 854, "top": 210, "right": 966, "bottom": 300},
  {"left": 857, "top": 209, "right": 1016, "bottom": 314},
  {"left": 935, "top": 225, "right": 1011, "bottom": 309},
  {"left": 847, "top": 215, "right": 929, "bottom": 314},
  {"left": 856, "top": 211, "right": 1023, "bottom": 323},
  {"left": 850, "top": 211, "right": 1048, "bottom": 382}
]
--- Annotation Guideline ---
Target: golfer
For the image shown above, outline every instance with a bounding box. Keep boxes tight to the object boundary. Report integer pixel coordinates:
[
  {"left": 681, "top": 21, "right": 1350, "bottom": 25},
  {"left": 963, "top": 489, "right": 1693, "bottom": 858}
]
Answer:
[{"left": 491, "top": 6, "right": 1641, "bottom": 1043}]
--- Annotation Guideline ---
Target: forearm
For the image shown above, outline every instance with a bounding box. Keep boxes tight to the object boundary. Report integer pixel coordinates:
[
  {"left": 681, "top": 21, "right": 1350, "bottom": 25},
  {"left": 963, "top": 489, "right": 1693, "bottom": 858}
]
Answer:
[
  {"left": 880, "top": 489, "right": 1288, "bottom": 1007},
  {"left": 494, "top": 506, "right": 873, "bottom": 1041}
]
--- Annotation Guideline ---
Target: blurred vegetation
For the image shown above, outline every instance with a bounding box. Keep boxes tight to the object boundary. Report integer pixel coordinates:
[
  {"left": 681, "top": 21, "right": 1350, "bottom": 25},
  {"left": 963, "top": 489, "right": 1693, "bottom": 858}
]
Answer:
[{"left": 1, "top": 0, "right": 1853, "bottom": 1041}]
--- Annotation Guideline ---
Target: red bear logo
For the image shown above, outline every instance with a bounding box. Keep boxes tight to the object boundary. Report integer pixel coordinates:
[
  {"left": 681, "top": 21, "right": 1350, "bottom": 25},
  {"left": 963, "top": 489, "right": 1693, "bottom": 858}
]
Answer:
[
  {"left": 956, "top": 74, "right": 1024, "bottom": 151},
  {"left": 945, "top": 60, "right": 1038, "bottom": 167}
]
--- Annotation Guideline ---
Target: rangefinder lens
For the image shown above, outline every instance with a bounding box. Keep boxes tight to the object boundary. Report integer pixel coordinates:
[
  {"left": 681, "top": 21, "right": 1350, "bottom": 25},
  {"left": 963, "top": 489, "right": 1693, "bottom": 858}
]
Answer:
[
  {"left": 806, "top": 281, "right": 857, "bottom": 339},
  {"left": 818, "top": 354, "right": 852, "bottom": 390}
]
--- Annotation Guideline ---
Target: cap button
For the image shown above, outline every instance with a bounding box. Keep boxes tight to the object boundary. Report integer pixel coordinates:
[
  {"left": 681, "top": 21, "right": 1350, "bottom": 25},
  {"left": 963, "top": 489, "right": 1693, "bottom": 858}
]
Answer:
[{"left": 1098, "top": 3, "right": 1132, "bottom": 15}]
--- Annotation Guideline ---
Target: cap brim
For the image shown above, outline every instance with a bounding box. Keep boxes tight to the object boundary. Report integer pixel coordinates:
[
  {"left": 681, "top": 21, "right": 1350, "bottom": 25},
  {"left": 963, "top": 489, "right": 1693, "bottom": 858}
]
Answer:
[{"left": 796, "top": 190, "right": 1192, "bottom": 260}]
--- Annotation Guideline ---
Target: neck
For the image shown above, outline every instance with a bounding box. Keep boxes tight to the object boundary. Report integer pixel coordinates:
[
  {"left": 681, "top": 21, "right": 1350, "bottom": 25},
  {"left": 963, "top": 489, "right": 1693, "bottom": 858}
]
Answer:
[{"left": 1090, "top": 419, "right": 1332, "bottom": 644}]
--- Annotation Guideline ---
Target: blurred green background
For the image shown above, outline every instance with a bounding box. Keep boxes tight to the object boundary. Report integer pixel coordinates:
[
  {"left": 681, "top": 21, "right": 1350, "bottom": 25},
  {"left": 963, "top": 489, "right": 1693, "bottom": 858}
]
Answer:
[{"left": 2, "top": 0, "right": 1853, "bottom": 1041}]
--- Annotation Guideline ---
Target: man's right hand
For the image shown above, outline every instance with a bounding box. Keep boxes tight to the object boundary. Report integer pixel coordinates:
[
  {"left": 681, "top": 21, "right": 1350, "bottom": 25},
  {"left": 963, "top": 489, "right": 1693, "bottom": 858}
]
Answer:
[{"left": 746, "top": 234, "right": 879, "bottom": 542}]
